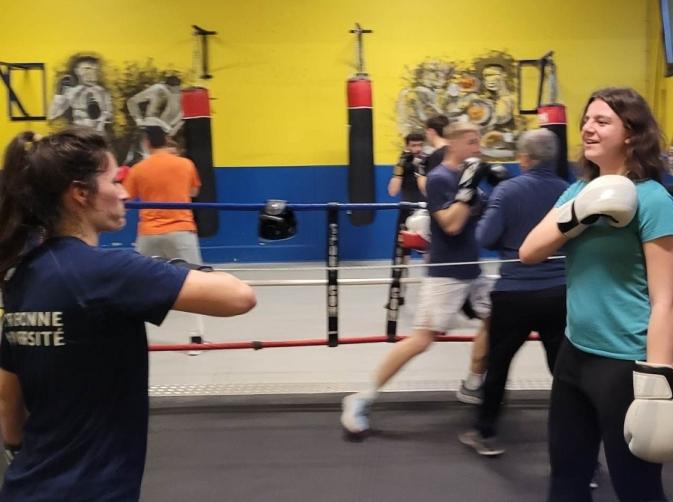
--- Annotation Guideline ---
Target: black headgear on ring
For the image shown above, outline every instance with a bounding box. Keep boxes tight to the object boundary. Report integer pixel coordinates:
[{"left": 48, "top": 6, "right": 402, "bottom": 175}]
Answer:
[{"left": 258, "top": 199, "right": 297, "bottom": 240}]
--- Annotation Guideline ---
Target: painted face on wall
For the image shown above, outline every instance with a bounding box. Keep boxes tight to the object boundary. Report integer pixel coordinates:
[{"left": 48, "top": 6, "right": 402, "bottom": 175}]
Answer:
[
  {"left": 74, "top": 60, "right": 99, "bottom": 86},
  {"left": 482, "top": 66, "right": 504, "bottom": 93},
  {"left": 420, "top": 67, "right": 444, "bottom": 89}
]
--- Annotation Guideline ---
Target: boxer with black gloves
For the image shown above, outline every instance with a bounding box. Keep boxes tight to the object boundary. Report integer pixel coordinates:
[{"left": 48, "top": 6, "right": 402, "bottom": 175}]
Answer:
[
  {"left": 387, "top": 133, "right": 426, "bottom": 205},
  {"left": 454, "top": 157, "right": 510, "bottom": 205},
  {"left": 341, "top": 122, "right": 494, "bottom": 437},
  {"left": 521, "top": 87, "right": 673, "bottom": 502},
  {"left": 415, "top": 115, "right": 450, "bottom": 195}
]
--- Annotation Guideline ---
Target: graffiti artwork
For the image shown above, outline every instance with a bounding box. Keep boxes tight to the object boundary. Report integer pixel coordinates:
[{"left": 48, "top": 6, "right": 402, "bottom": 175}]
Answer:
[
  {"left": 397, "top": 51, "right": 527, "bottom": 161},
  {"left": 48, "top": 54, "right": 187, "bottom": 165},
  {"left": 48, "top": 54, "right": 113, "bottom": 133}
]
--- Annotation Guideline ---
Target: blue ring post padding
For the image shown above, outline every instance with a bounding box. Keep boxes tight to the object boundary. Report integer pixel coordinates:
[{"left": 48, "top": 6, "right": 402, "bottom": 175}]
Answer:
[{"left": 125, "top": 201, "right": 425, "bottom": 212}]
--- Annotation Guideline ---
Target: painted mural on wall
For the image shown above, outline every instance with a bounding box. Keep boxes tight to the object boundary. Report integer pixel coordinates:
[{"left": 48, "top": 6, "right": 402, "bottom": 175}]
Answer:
[
  {"left": 396, "top": 51, "right": 526, "bottom": 161},
  {"left": 48, "top": 54, "right": 113, "bottom": 132},
  {"left": 48, "top": 53, "right": 187, "bottom": 165}
]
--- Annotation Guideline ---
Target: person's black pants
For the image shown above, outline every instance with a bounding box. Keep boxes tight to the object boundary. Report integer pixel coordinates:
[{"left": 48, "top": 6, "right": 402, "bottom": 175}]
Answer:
[
  {"left": 476, "top": 286, "right": 566, "bottom": 437},
  {"left": 547, "top": 340, "right": 666, "bottom": 502}
]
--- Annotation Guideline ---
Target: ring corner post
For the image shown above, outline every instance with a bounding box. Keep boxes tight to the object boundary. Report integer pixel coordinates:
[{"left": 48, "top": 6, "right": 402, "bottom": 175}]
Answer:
[{"left": 326, "top": 203, "right": 340, "bottom": 347}]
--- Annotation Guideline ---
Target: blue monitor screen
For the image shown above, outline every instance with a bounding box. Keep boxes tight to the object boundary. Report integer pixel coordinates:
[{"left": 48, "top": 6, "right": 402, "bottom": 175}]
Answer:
[{"left": 663, "top": 0, "right": 673, "bottom": 76}]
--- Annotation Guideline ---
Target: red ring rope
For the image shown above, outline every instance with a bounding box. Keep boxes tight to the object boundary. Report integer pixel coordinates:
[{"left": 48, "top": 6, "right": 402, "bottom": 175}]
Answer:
[{"left": 148, "top": 332, "right": 541, "bottom": 351}]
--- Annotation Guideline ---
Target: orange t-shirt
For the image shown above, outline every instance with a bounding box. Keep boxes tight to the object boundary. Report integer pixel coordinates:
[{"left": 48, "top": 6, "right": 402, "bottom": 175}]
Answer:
[{"left": 123, "top": 152, "right": 202, "bottom": 236}]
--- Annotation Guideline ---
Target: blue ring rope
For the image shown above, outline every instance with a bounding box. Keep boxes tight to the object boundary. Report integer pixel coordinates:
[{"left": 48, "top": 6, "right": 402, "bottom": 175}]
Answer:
[{"left": 124, "top": 201, "right": 426, "bottom": 211}]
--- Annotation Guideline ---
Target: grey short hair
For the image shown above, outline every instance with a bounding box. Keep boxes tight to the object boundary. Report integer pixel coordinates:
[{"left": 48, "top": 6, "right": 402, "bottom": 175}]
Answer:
[{"left": 517, "top": 129, "right": 558, "bottom": 164}]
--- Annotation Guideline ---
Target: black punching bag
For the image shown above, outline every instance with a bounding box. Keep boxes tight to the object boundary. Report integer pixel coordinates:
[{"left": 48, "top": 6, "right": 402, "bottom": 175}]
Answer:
[
  {"left": 182, "top": 87, "right": 219, "bottom": 237},
  {"left": 538, "top": 104, "right": 569, "bottom": 180},
  {"left": 347, "top": 77, "right": 375, "bottom": 226}
]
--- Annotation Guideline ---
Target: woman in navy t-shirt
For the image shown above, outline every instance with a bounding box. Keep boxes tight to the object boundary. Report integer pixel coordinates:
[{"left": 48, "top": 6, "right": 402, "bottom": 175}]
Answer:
[{"left": 0, "top": 128, "right": 256, "bottom": 501}]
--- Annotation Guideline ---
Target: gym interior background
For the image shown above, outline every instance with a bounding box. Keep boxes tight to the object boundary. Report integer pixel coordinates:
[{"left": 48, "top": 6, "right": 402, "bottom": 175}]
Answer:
[{"left": 2, "top": 0, "right": 672, "bottom": 262}]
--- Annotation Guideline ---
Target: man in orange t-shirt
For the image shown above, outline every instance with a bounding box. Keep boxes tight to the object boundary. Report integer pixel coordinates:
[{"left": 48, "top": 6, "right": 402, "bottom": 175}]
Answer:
[{"left": 124, "top": 125, "right": 205, "bottom": 349}]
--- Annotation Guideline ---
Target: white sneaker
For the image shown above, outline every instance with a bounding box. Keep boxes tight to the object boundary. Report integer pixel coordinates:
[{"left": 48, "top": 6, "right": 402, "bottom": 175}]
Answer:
[{"left": 340, "top": 393, "right": 372, "bottom": 436}]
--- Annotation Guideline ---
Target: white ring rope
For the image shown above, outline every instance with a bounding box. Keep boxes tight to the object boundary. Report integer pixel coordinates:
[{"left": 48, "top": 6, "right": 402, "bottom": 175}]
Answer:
[
  {"left": 244, "top": 274, "right": 501, "bottom": 287},
  {"left": 213, "top": 256, "right": 565, "bottom": 274}
]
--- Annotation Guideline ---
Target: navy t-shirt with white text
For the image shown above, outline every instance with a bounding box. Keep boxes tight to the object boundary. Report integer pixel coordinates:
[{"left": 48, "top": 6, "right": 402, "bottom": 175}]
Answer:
[{"left": 0, "top": 237, "right": 188, "bottom": 501}]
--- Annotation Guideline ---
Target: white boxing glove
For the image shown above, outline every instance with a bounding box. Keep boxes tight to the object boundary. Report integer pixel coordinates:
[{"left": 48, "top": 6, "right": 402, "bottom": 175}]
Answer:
[
  {"left": 405, "top": 209, "right": 431, "bottom": 243},
  {"left": 556, "top": 175, "right": 638, "bottom": 238},
  {"left": 624, "top": 362, "right": 673, "bottom": 463}
]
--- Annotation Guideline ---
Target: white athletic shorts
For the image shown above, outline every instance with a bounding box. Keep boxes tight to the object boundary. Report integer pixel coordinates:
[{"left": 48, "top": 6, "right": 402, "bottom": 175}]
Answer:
[{"left": 412, "top": 275, "right": 494, "bottom": 332}]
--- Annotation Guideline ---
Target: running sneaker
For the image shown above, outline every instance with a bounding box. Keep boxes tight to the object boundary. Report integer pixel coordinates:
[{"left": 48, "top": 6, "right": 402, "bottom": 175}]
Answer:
[
  {"left": 456, "top": 381, "right": 484, "bottom": 405},
  {"left": 458, "top": 430, "right": 505, "bottom": 457},
  {"left": 340, "top": 393, "right": 373, "bottom": 440}
]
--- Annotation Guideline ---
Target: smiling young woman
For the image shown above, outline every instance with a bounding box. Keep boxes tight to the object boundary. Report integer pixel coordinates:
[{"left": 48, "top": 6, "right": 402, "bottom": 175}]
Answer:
[{"left": 521, "top": 87, "right": 673, "bottom": 501}]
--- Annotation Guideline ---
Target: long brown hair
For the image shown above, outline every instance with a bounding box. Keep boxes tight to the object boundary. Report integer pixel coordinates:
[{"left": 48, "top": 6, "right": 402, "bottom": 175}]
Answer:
[
  {"left": 0, "top": 127, "right": 110, "bottom": 281},
  {"left": 578, "top": 87, "right": 665, "bottom": 181}
]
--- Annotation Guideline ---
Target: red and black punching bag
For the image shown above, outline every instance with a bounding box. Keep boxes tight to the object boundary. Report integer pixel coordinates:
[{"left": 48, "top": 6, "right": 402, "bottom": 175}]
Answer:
[
  {"left": 538, "top": 104, "right": 569, "bottom": 180},
  {"left": 182, "top": 87, "right": 219, "bottom": 237},
  {"left": 347, "top": 77, "right": 375, "bottom": 226}
]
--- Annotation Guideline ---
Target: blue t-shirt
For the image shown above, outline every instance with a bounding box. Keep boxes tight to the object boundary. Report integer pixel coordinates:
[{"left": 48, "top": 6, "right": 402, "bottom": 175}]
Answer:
[
  {"left": 426, "top": 164, "right": 480, "bottom": 279},
  {"left": 0, "top": 237, "right": 188, "bottom": 502},
  {"left": 555, "top": 179, "right": 673, "bottom": 360}
]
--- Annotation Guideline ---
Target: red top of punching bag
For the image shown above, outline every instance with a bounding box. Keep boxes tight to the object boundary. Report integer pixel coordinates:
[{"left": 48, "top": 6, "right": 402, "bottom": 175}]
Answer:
[
  {"left": 538, "top": 104, "right": 566, "bottom": 126},
  {"left": 181, "top": 87, "right": 211, "bottom": 119},
  {"left": 347, "top": 78, "right": 372, "bottom": 109}
]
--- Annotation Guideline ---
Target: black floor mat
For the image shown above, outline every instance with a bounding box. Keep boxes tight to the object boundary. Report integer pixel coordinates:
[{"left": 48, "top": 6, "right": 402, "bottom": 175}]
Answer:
[{"left": 142, "top": 400, "right": 673, "bottom": 502}]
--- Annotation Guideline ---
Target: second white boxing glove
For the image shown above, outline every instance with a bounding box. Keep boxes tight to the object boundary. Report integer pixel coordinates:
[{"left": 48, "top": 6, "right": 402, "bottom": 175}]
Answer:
[{"left": 624, "top": 362, "right": 673, "bottom": 463}]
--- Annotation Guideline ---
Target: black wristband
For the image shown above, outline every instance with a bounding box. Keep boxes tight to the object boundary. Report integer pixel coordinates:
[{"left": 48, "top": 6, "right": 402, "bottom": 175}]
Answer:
[
  {"left": 151, "top": 256, "right": 213, "bottom": 272},
  {"left": 167, "top": 258, "right": 213, "bottom": 272}
]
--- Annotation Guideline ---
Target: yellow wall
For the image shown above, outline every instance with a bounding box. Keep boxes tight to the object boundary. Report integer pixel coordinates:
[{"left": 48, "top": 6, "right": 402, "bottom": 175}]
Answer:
[
  {"left": 647, "top": 0, "right": 673, "bottom": 144},
  {"left": 0, "top": 0, "right": 656, "bottom": 166}
]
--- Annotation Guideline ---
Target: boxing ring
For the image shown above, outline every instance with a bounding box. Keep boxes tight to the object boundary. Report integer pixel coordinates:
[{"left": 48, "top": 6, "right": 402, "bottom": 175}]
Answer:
[
  {"left": 126, "top": 200, "right": 542, "bottom": 353},
  {"left": 118, "top": 200, "right": 673, "bottom": 501},
  {"left": 123, "top": 200, "right": 553, "bottom": 398}
]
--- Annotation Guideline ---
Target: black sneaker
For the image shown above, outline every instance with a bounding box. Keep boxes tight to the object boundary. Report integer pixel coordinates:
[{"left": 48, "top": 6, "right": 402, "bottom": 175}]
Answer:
[{"left": 458, "top": 430, "right": 505, "bottom": 457}]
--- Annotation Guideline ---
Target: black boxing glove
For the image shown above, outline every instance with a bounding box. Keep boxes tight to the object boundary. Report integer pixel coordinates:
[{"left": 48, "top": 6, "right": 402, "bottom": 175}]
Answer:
[
  {"left": 485, "top": 164, "right": 510, "bottom": 186},
  {"left": 57, "top": 75, "right": 74, "bottom": 95},
  {"left": 86, "top": 92, "right": 102, "bottom": 119},
  {"left": 397, "top": 151, "right": 425, "bottom": 177},
  {"left": 454, "top": 157, "right": 490, "bottom": 204},
  {"left": 398, "top": 151, "right": 414, "bottom": 166}
]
